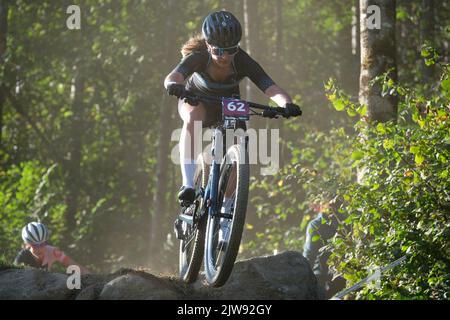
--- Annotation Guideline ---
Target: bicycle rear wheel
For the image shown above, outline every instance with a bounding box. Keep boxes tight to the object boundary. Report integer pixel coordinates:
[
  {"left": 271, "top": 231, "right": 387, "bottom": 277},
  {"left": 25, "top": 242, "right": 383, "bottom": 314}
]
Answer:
[
  {"left": 204, "top": 144, "right": 249, "bottom": 287},
  {"left": 179, "top": 155, "right": 207, "bottom": 283}
]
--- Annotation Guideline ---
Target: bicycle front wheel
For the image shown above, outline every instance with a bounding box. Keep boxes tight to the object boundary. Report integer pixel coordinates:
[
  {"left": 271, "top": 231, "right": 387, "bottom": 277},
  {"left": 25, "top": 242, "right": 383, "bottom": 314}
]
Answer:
[{"left": 204, "top": 144, "right": 249, "bottom": 287}]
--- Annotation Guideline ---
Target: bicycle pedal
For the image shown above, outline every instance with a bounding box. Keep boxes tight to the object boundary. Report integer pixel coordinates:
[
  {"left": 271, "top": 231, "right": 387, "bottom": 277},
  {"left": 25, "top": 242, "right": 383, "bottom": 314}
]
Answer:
[
  {"left": 217, "top": 213, "right": 233, "bottom": 219},
  {"left": 173, "top": 219, "right": 185, "bottom": 240},
  {"left": 179, "top": 199, "right": 193, "bottom": 207}
]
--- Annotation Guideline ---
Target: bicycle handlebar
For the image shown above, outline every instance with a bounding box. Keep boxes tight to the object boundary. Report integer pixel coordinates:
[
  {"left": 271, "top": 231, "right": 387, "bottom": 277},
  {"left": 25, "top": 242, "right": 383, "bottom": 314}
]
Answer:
[{"left": 181, "top": 90, "right": 300, "bottom": 119}]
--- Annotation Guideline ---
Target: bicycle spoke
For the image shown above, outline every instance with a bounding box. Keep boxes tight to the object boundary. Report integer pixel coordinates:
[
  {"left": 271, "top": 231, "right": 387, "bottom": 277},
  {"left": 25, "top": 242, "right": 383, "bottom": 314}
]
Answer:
[
  {"left": 215, "top": 248, "right": 224, "bottom": 267},
  {"left": 183, "top": 231, "right": 196, "bottom": 250}
]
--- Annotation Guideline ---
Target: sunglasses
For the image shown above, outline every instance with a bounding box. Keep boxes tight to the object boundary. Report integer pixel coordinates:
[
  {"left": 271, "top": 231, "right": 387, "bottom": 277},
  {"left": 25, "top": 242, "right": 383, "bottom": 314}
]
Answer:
[{"left": 209, "top": 45, "right": 239, "bottom": 56}]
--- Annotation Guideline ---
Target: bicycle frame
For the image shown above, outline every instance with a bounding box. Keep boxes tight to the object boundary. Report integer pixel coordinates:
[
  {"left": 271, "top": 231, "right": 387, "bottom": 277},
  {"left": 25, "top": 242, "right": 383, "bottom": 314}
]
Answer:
[{"left": 203, "top": 120, "right": 238, "bottom": 221}]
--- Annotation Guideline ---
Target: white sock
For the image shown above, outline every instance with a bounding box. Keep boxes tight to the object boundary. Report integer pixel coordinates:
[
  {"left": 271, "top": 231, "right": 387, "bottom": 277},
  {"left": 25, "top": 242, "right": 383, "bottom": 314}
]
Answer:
[
  {"left": 221, "top": 197, "right": 234, "bottom": 213},
  {"left": 181, "top": 159, "right": 196, "bottom": 189}
]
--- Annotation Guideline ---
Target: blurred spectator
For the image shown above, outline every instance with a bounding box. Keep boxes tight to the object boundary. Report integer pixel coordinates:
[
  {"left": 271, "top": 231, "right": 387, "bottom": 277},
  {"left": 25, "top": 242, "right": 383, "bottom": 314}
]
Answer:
[
  {"left": 14, "top": 222, "right": 90, "bottom": 274},
  {"left": 303, "top": 196, "right": 347, "bottom": 298}
]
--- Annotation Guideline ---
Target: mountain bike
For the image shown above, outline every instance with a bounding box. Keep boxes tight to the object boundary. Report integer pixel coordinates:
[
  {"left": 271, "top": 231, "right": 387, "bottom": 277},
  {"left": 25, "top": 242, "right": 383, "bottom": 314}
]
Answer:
[{"left": 175, "top": 91, "right": 301, "bottom": 287}]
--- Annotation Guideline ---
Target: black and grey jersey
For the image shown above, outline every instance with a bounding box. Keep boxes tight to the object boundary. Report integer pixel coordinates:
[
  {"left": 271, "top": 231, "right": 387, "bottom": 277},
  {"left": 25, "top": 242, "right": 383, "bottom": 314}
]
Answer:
[{"left": 173, "top": 48, "right": 276, "bottom": 96}]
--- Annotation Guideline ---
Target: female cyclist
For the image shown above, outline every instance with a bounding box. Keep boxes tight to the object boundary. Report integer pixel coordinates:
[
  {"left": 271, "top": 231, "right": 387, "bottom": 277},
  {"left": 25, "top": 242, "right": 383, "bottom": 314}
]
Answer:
[{"left": 164, "top": 11, "right": 301, "bottom": 213}]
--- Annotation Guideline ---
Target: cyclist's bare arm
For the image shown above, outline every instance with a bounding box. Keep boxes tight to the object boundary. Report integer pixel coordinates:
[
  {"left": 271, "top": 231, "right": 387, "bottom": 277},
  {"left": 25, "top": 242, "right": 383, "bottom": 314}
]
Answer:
[
  {"left": 164, "top": 71, "right": 185, "bottom": 89},
  {"left": 53, "top": 250, "right": 91, "bottom": 275},
  {"left": 62, "top": 255, "right": 91, "bottom": 275},
  {"left": 264, "top": 84, "right": 293, "bottom": 107}
]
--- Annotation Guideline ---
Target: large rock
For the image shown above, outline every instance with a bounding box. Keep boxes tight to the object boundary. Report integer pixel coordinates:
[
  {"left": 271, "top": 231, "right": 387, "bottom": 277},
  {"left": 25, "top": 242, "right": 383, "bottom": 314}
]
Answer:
[
  {"left": 0, "top": 251, "right": 321, "bottom": 300},
  {"left": 98, "top": 272, "right": 183, "bottom": 300},
  {"left": 199, "top": 251, "right": 322, "bottom": 300},
  {"left": 0, "top": 268, "right": 73, "bottom": 300},
  {"left": 75, "top": 273, "right": 119, "bottom": 300}
]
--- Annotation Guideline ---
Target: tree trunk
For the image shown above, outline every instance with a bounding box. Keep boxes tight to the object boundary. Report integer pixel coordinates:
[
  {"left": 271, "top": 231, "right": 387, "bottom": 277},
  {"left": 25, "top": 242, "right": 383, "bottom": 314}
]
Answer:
[
  {"left": 437, "top": 2, "right": 448, "bottom": 64},
  {"left": 353, "top": 0, "right": 361, "bottom": 96},
  {"left": 396, "top": 0, "right": 414, "bottom": 83},
  {"left": 242, "top": 0, "right": 258, "bottom": 102},
  {"left": 352, "top": 0, "right": 360, "bottom": 58},
  {"left": 220, "top": 0, "right": 233, "bottom": 11},
  {"left": 420, "top": 0, "right": 435, "bottom": 84},
  {"left": 274, "top": 8, "right": 283, "bottom": 82},
  {"left": 336, "top": 2, "right": 357, "bottom": 94},
  {"left": 0, "top": 1, "right": 7, "bottom": 146},
  {"left": 275, "top": 0, "right": 286, "bottom": 165},
  {"left": 65, "top": 66, "right": 85, "bottom": 246},
  {"left": 359, "top": 0, "right": 397, "bottom": 123},
  {"left": 149, "top": 0, "right": 176, "bottom": 268},
  {"left": 243, "top": 0, "right": 267, "bottom": 136}
]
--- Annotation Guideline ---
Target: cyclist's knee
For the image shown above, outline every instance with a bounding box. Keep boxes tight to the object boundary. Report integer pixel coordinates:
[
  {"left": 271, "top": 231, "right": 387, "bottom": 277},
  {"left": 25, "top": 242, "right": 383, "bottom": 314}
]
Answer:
[{"left": 180, "top": 102, "right": 206, "bottom": 124}]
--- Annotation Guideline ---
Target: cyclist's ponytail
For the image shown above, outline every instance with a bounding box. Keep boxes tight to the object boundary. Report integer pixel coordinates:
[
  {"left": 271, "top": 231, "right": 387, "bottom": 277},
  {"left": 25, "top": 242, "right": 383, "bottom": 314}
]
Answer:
[{"left": 181, "top": 34, "right": 207, "bottom": 57}]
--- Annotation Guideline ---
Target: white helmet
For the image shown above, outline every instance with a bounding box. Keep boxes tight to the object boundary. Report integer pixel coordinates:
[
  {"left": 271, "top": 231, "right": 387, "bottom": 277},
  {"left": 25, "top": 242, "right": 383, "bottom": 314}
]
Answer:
[{"left": 21, "top": 222, "right": 49, "bottom": 245}]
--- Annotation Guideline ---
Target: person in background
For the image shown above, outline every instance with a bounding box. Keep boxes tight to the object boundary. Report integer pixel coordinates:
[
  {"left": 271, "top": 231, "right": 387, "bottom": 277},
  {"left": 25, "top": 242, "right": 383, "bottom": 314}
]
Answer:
[
  {"left": 14, "top": 222, "right": 90, "bottom": 275},
  {"left": 303, "top": 196, "right": 347, "bottom": 299}
]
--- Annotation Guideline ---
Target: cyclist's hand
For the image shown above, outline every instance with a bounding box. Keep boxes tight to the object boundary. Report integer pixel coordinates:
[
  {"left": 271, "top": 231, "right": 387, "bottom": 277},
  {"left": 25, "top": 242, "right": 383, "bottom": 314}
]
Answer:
[
  {"left": 262, "top": 108, "right": 278, "bottom": 118},
  {"left": 284, "top": 103, "right": 302, "bottom": 118},
  {"left": 166, "top": 83, "right": 186, "bottom": 98}
]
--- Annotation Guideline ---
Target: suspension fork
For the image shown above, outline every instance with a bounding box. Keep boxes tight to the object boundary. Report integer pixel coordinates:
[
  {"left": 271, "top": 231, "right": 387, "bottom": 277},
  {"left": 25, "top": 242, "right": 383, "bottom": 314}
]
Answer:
[{"left": 206, "top": 122, "right": 248, "bottom": 217}]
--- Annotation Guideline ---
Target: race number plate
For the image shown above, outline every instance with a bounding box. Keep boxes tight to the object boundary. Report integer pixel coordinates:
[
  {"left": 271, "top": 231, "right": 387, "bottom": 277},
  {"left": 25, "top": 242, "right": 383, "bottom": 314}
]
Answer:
[{"left": 222, "top": 99, "right": 250, "bottom": 120}]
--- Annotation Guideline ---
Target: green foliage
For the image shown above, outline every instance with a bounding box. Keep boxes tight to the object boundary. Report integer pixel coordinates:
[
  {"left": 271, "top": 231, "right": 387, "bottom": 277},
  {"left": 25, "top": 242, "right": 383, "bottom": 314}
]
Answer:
[
  {"left": 420, "top": 43, "right": 440, "bottom": 67},
  {"left": 0, "top": 255, "right": 19, "bottom": 271},
  {"left": 323, "top": 65, "right": 449, "bottom": 299},
  {"left": 246, "top": 58, "right": 449, "bottom": 299}
]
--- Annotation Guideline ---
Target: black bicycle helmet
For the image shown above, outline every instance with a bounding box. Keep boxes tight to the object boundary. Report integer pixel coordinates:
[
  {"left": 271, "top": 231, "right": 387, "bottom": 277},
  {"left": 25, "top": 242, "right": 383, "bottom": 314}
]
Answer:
[{"left": 202, "top": 11, "right": 242, "bottom": 48}]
